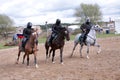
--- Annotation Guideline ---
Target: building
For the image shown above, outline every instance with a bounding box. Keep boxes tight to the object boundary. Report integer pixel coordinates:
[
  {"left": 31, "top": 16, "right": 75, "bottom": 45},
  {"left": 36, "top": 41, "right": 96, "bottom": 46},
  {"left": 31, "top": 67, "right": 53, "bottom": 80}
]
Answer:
[{"left": 115, "top": 19, "right": 120, "bottom": 34}]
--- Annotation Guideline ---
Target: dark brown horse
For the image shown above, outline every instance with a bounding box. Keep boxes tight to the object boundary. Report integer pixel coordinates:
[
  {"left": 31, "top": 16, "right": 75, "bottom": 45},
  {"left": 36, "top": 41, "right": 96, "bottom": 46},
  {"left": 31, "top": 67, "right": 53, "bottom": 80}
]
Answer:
[
  {"left": 16, "top": 31, "right": 39, "bottom": 68},
  {"left": 45, "top": 27, "right": 70, "bottom": 64}
]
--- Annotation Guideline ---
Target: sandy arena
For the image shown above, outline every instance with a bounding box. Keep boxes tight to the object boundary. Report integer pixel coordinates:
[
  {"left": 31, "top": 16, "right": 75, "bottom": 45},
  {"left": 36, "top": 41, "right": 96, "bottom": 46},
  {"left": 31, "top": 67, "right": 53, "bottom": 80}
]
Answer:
[{"left": 0, "top": 37, "right": 120, "bottom": 80}]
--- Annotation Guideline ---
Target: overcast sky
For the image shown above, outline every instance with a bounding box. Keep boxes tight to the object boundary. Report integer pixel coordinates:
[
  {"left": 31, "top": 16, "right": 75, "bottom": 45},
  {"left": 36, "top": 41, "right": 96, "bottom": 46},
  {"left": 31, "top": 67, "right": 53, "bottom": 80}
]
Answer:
[{"left": 0, "top": 0, "right": 120, "bottom": 26}]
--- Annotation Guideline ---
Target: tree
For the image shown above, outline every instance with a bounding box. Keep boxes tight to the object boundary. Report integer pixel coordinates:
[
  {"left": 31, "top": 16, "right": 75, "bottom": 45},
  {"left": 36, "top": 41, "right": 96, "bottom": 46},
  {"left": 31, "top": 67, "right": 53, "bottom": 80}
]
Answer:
[
  {"left": 74, "top": 3, "right": 102, "bottom": 24},
  {"left": 0, "top": 14, "right": 14, "bottom": 38}
]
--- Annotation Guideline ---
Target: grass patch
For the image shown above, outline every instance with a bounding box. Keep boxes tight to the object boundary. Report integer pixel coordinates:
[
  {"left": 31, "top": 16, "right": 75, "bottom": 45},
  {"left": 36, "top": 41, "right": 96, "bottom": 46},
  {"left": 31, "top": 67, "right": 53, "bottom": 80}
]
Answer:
[
  {"left": 0, "top": 33, "right": 120, "bottom": 49},
  {"left": 38, "top": 33, "right": 120, "bottom": 43},
  {"left": 96, "top": 33, "right": 120, "bottom": 38},
  {"left": 38, "top": 37, "right": 47, "bottom": 43},
  {"left": 0, "top": 43, "right": 15, "bottom": 49}
]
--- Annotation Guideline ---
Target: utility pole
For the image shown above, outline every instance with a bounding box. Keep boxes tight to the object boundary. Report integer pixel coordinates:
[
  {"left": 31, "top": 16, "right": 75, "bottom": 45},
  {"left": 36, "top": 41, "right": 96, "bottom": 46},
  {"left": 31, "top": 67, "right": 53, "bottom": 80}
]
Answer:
[{"left": 45, "top": 21, "right": 48, "bottom": 37}]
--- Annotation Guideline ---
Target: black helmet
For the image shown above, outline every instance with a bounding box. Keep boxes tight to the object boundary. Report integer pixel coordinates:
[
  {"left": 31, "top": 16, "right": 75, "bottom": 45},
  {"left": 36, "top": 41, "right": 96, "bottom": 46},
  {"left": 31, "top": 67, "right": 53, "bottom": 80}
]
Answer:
[
  {"left": 55, "top": 19, "right": 61, "bottom": 25},
  {"left": 85, "top": 17, "right": 90, "bottom": 24},
  {"left": 27, "top": 22, "right": 32, "bottom": 28}
]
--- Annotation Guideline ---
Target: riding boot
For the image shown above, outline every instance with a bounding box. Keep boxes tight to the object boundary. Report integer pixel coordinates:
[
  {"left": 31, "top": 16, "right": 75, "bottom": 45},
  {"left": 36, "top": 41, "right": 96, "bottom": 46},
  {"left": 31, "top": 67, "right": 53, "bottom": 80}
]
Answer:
[
  {"left": 83, "top": 36, "right": 86, "bottom": 43},
  {"left": 80, "top": 37, "right": 84, "bottom": 44},
  {"left": 80, "top": 33, "right": 85, "bottom": 44},
  {"left": 48, "top": 36, "right": 53, "bottom": 46},
  {"left": 22, "top": 38, "right": 27, "bottom": 50},
  {"left": 22, "top": 40, "right": 25, "bottom": 48}
]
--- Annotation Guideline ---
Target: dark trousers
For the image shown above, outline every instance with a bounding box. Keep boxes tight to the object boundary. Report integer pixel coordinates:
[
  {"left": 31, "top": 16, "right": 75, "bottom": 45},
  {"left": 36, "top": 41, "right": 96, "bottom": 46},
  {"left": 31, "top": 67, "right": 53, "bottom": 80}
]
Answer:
[
  {"left": 22, "top": 38, "right": 28, "bottom": 48},
  {"left": 49, "top": 33, "right": 57, "bottom": 44},
  {"left": 81, "top": 29, "right": 90, "bottom": 43}
]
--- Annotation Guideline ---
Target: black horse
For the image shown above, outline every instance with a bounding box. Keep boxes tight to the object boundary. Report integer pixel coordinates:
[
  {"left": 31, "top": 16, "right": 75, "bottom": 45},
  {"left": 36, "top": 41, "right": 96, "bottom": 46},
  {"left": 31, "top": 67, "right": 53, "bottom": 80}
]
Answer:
[{"left": 45, "top": 27, "right": 70, "bottom": 64}]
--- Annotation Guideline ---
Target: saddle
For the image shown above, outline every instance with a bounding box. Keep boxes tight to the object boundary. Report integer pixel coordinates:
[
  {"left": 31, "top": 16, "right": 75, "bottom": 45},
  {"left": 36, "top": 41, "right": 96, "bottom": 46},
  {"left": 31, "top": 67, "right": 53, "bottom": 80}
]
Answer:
[
  {"left": 21, "top": 38, "right": 38, "bottom": 52},
  {"left": 79, "top": 34, "right": 87, "bottom": 45},
  {"left": 48, "top": 33, "right": 60, "bottom": 46}
]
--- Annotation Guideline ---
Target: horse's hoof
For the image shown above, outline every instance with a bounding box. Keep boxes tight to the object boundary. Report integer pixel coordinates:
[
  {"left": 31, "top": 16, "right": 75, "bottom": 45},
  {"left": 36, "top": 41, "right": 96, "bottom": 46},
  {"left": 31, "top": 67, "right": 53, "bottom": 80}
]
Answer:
[
  {"left": 97, "top": 50, "right": 101, "bottom": 54},
  {"left": 87, "top": 56, "right": 89, "bottom": 59},
  {"left": 15, "top": 62, "right": 18, "bottom": 64},
  {"left": 61, "top": 62, "right": 64, "bottom": 65},
  {"left": 52, "top": 62, "right": 55, "bottom": 64},
  {"left": 35, "top": 64, "right": 39, "bottom": 68}
]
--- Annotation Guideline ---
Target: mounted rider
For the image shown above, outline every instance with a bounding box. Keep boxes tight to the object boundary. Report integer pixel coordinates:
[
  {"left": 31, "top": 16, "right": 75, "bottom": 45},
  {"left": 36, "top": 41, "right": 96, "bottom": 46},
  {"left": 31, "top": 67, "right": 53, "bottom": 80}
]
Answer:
[
  {"left": 22, "top": 22, "right": 34, "bottom": 48},
  {"left": 48, "top": 19, "right": 64, "bottom": 45},
  {"left": 80, "top": 17, "right": 93, "bottom": 44}
]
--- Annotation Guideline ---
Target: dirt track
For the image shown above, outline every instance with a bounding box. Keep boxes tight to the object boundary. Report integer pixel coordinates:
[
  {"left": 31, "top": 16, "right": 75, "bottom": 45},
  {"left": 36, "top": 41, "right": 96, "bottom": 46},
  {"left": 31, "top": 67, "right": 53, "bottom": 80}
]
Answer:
[{"left": 0, "top": 37, "right": 120, "bottom": 80}]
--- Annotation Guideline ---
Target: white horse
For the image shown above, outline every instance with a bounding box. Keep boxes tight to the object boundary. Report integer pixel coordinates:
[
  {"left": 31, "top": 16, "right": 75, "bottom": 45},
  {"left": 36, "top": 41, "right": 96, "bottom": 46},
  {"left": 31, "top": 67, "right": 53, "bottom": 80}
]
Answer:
[{"left": 70, "top": 25, "right": 101, "bottom": 59}]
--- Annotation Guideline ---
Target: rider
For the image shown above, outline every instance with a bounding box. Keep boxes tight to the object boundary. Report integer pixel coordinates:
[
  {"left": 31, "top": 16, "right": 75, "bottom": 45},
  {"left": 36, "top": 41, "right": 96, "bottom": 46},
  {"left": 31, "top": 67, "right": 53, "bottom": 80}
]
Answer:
[
  {"left": 48, "top": 19, "right": 63, "bottom": 45},
  {"left": 80, "top": 17, "right": 92, "bottom": 44},
  {"left": 22, "top": 22, "right": 34, "bottom": 48}
]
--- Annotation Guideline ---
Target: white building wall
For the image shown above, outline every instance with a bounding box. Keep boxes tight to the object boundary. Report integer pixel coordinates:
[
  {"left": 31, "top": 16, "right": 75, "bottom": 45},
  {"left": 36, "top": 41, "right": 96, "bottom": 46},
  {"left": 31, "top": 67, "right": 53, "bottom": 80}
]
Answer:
[{"left": 115, "top": 19, "right": 120, "bottom": 34}]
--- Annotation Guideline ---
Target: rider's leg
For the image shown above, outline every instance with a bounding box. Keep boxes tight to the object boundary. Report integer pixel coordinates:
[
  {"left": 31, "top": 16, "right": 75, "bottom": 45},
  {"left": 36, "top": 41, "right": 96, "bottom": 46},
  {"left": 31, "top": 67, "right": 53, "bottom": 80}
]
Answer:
[
  {"left": 48, "top": 35, "right": 53, "bottom": 45},
  {"left": 22, "top": 38, "right": 27, "bottom": 48},
  {"left": 84, "top": 29, "right": 90, "bottom": 42},
  {"left": 80, "top": 33, "right": 85, "bottom": 44},
  {"left": 22, "top": 38, "right": 25, "bottom": 48},
  {"left": 83, "top": 35, "right": 86, "bottom": 42}
]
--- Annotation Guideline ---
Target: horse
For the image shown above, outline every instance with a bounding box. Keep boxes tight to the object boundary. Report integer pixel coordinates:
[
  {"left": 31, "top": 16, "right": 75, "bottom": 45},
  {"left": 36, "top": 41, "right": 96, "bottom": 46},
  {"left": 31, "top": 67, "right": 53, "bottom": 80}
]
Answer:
[
  {"left": 70, "top": 25, "right": 101, "bottom": 59},
  {"left": 16, "top": 31, "right": 39, "bottom": 68},
  {"left": 45, "top": 27, "right": 70, "bottom": 64}
]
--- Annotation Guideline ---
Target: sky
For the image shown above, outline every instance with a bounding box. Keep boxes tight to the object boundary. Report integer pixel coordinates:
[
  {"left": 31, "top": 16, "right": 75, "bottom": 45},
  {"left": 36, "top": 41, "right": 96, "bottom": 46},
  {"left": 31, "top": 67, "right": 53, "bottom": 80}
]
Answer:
[{"left": 0, "top": 0, "right": 120, "bottom": 26}]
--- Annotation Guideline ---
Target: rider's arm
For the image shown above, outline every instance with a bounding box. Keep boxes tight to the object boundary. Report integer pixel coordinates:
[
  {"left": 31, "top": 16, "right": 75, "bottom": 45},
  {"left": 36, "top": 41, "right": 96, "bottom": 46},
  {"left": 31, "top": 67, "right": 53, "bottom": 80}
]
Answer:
[
  {"left": 52, "top": 25, "right": 58, "bottom": 34},
  {"left": 80, "top": 24, "right": 86, "bottom": 32},
  {"left": 23, "top": 29, "right": 27, "bottom": 36}
]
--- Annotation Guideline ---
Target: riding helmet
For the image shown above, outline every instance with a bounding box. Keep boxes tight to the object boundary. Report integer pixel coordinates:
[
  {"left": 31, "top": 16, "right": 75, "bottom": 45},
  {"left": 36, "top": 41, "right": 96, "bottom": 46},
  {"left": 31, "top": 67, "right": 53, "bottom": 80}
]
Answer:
[
  {"left": 27, "top": 22, "right": 32, "bottom": 28},
  {"left": 85, "top": 17, "right": 90, "bottom": 23},
  {"left": 56, "top": 19, "right": 61, "bottom": 25}
]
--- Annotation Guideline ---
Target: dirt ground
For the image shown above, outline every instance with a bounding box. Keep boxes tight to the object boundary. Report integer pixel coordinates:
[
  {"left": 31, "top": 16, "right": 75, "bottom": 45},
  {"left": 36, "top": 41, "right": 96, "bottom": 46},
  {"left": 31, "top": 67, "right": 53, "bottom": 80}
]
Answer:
[{"left": 0, "top": 36, "right": 120, "bottom": 80}]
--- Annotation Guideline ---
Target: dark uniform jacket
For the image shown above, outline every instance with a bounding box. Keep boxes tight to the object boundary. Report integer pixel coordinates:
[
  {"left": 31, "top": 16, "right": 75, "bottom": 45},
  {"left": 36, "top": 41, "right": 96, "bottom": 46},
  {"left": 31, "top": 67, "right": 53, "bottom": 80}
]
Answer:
[
  {"left": 52, "top": 24, "right": 63, "bottom": 34},
  {"left": 80, "top": 23, "right": 92, "bottom": 35},
  {"left": 23, "top": 28, "right": 34, "bottom": 39}
]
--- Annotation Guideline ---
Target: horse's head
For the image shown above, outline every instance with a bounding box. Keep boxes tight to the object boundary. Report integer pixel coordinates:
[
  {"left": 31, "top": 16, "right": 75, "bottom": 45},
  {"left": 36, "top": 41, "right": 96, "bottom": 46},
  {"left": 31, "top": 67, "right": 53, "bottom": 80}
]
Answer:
[
  {"left": 92, "top": 25, "right": 101, "bottom": 31},
  {"left": 56, "top": 27, "right": 70, "bottom": 41},
  {"left": 30, "top": 32, "right": 38, "bottom": 45},
  {"left": 64, "top": 27, "right": 70, "bottom": 41}
]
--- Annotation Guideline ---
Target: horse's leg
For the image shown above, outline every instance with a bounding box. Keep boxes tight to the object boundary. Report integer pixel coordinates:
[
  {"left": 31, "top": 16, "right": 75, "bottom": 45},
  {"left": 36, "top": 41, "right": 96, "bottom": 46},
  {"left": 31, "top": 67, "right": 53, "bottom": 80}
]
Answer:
[
  {"left": 86, "top": 44, "right": 90, "bottom": 59},
  {"left": 70, "top": 42, "right": 78, "bottom": 57},
  {"left": 52, "top": 50, "right": 55, "bottom": 63},
  {"left": 22, "top": 53, "right": 26, "bottom": 64},
  {"left": 80, "top": 44, "right": 84, "bottom": 58},
  {"left": 60, "top": 47, "right": 63, "bottom": 64},
  {"left": 49, "top": 48, "right": 52, "bottom": 58},
  {"left": 16, "top": 50, "right": 21, "bottom": 64},
  {"left": 34, "top": 52, "right": 38, "bottom": 68},
  {"left": 45, "top": 42, "right": 49, "bottom": 62},
  {"left": 26, "top": 53, "right": 29, "bottom": 66},
  {"left": 94, "top": 43, "right": 101, "bottom": 54}
]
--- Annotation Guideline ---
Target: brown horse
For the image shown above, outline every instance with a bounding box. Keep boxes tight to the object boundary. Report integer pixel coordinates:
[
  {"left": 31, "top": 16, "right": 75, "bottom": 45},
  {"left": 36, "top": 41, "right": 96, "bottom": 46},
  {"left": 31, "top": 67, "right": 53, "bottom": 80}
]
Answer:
[
  {"left": 45, "top": 27, "right": 70, "bottom": 64},
  {"left": 16, "top": 31, "right": 38, "bottom": 68}
]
